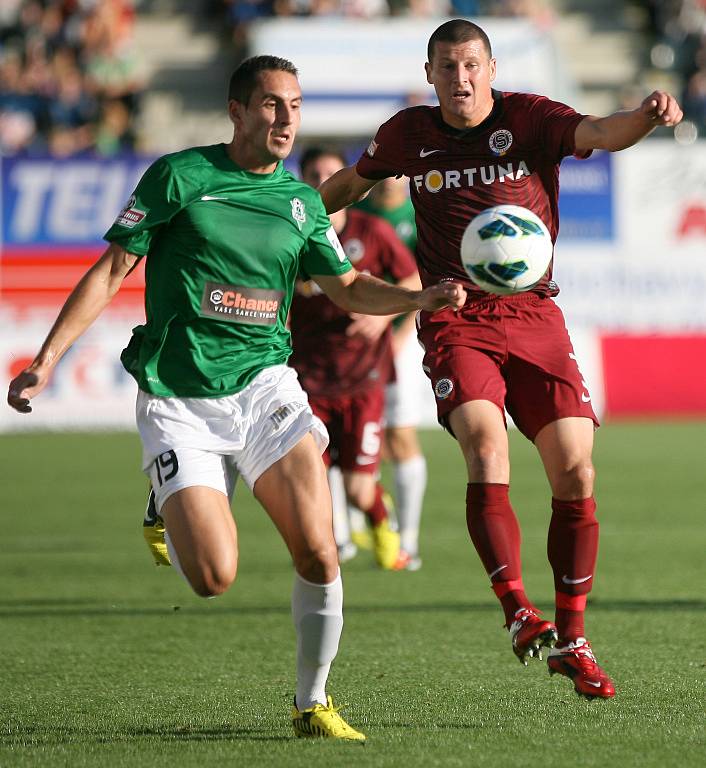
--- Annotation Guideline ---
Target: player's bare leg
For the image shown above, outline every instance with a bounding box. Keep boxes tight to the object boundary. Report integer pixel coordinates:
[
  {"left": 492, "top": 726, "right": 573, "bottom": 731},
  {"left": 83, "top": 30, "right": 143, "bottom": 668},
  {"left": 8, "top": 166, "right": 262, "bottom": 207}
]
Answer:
[
  {"left": 254, "top": 433, "right": 365, "bottom": 739},
  {"left": 534, "top": 417, "right": 615, "bottom": 698},
  {"left": 160, "top": 486, "right": 238, "bottom": 597},
  {"left": 386, "top": 425, "right": 426, "bottom": 570},
  {"left": 449, "top": 400, "right": 557, "bottom": 663},
  {"left": 343, "top": 470, "right": 400, "bottom": 569}
]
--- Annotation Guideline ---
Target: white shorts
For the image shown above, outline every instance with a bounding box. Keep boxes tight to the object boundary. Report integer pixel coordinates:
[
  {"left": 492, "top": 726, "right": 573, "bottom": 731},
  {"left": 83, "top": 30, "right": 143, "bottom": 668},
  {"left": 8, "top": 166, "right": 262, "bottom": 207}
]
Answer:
[
  {"left": 385, "top": 328, "right": 436, "bottom": 428},
  {"left": 136, "top": 365, "right": 328, "bottom": 511}
]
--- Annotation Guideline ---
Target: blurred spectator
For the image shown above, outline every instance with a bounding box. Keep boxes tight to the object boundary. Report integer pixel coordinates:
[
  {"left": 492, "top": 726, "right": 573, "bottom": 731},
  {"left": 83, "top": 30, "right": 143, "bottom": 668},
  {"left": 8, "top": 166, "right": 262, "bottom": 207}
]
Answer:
[
  {"left": 93, "top": 97, "right": 135, "bottom": 155},
  {"left": 81, "top": 0, "right": 143, "bottom": 111},
  {"left": 683, "top": 68, "right": 706, "bottom": 130},
  {"left": 0, "top": 49, "right": 47, "bottom": 154},
  {"left": 644, "top": 0, "right": 706, "bottom": 135}
]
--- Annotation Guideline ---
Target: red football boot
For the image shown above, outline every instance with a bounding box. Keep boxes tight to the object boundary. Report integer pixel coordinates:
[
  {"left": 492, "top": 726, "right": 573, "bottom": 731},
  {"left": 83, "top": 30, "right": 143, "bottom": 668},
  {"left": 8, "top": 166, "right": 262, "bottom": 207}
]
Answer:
[
  {"left": 547, "top": 637, "right": 616, "bottom": 699},
  {"left": 509, "top": 607, "right": 559, "bottom": 665}
]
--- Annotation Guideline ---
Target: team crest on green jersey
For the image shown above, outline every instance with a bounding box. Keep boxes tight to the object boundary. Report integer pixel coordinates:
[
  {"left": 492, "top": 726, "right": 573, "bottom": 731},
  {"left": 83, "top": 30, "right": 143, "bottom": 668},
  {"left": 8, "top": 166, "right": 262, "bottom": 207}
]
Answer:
[{"left": 291, "top": 198, "right": 306, "bottom": 230}]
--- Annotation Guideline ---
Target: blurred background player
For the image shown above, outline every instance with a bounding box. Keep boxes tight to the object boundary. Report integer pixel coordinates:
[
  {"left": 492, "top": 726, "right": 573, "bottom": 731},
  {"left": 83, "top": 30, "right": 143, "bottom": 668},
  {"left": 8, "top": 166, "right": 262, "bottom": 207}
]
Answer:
[
  {"left": 355, "top": 176, "right": 428, "bottom": 571},
  {"left": 289, "top": 146, "right": 421, "bottom": 570}
]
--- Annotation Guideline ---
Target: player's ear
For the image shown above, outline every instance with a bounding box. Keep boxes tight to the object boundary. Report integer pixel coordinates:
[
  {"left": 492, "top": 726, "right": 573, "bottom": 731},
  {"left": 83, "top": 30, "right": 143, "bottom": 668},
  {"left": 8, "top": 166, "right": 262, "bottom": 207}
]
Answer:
[
  {"left": 425, "top": 61, "right": 433, "bottom": 84},
  {"left": 489, "top": 57, "right": 497, "bottom": 83},
  {"left": 228, "top": 98, "right": 243, "bottom": 125}
]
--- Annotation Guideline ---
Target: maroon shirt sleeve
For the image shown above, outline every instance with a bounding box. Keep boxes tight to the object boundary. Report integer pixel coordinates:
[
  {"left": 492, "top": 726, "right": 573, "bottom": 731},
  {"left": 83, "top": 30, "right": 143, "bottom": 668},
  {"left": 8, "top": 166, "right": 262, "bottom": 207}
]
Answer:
[
  {"left": 525, "top": 94, "right": 591, "bottom": 162},
  {"left": 356, "top": 110, "right": 408, "bottom": 180}
]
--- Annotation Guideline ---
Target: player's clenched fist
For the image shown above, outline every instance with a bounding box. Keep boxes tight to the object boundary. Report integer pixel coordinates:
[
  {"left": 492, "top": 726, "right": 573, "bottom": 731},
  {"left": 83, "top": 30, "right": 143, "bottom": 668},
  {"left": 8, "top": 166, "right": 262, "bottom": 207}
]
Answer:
[
  {"left": 7, "top": 368, "right": 46, "bottom": 414},
  {"left": 419, "top": 281, "right": 467, "bottom": 312},
  {"left": 640, "top": 91, "right": 683, "bottom": 126}
]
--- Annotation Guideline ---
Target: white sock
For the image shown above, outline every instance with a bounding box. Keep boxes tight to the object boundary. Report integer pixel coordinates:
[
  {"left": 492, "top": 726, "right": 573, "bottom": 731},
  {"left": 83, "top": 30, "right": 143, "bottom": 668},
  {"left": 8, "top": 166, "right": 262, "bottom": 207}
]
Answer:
[
  {"left": 348, "top": 505, "right": 367, "bottom": 534},
  {"left": 165, "top": 530, "right": 188, "bottom": 582},
  {"left": 328, "top": 467, "right": 351, "bottom": 547},
  {"left": 394, "top": 455, "right": 427, "bottom": 556},
  {"left": 291, "top": 569, "right": 343, "bottom": 710}
]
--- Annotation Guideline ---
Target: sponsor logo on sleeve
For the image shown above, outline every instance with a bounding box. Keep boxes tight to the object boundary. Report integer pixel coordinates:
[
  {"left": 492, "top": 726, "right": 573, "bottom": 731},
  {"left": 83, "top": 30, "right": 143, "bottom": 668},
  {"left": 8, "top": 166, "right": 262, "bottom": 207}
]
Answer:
[
  {"left": 115, "top": 194, "right": 146, "bottom": 228},
  {"left": 291, "top": 197, "right": 306, "bottom": 230},
  {"left": 326, "top": 226, "right": 347, "bottom": 262},
  {"left": 489, "top": 129, "right": 513, "bottom": 156},
  {"left": 200, "top": 282, "right": 284, "bottom": 325},
  {"left": 366, "top": 140, "right": 378, "bottom": 158}
]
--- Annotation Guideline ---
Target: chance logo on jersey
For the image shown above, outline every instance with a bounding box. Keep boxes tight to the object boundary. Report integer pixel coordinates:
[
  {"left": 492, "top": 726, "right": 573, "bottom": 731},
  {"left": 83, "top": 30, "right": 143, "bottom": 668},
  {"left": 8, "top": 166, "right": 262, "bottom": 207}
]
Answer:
[
  {"left": 114, "top": 194, "right": 146, "bottom": 228},
  {"left": 200, "top": 282, "right": 283, "bottom": 325}
]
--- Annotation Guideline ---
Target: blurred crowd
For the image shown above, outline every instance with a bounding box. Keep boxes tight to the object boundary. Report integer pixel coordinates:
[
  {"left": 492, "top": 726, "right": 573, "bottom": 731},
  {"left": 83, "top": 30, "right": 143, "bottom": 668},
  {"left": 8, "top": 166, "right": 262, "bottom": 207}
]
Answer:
[
  {"left": 222, "top": 0, "right": 552, "bottom": 63},
  {"left": 6, "top": 0, "right": 697, "bottom": 158},
  {"left": 0, "top": 0, "right": 143, "bottom": 157},
  {"left": 645, "top": 0, "right": 706, "bottom": 137}
]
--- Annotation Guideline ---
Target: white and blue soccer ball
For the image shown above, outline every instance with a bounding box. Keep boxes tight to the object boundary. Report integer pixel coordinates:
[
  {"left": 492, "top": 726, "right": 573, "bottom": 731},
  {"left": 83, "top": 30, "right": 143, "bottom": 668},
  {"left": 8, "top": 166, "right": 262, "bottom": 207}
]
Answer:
[{"left": 460, "top": 204, "right": 553, "bottom": 295}]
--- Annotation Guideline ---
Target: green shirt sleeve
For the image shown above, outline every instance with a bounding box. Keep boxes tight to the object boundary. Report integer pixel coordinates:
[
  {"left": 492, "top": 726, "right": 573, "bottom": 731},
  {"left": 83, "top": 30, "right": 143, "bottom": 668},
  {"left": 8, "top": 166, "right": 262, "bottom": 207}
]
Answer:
[
  {"left": 103, "top": 156, "right": 184, "bottom": 255},
  {"left": 300, "top": 196, "right": 352, "bottom": 278}
]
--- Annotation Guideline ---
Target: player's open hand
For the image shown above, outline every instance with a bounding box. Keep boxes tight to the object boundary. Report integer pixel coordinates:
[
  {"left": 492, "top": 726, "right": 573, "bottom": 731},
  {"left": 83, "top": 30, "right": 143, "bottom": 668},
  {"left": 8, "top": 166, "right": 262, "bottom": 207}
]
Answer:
[
  {"left": 640, "top": 91, "right": 683, "bottom": 127},
  {"left": 346, "top": 312, "right": 391, "bottom": 341},
  {"left": 7, "top": 368, "right": 48, "bottom": 414},
  {"left": 419, "top": 281, "right": 467, "bottom": 312}
]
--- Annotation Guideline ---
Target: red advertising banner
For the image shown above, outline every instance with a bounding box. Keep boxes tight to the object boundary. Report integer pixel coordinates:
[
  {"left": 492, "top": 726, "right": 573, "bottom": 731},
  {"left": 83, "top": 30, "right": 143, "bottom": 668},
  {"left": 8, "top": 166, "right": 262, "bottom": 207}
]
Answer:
[{"left": 601, "top": 335, "right": 706, "bottom": 418}]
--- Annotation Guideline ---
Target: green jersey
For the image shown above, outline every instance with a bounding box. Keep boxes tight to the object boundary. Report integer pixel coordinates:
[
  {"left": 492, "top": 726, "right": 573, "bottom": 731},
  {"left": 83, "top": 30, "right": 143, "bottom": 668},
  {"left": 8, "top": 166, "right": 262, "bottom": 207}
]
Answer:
[
  {"left": 105, "top": 144, "right": 351, "bottom": 398},
  {"left": 355, "top": 196, "right": 417, "bottom": 253},
  {"left": 354, "top": 195, "right": 417, "bottom": 330}
]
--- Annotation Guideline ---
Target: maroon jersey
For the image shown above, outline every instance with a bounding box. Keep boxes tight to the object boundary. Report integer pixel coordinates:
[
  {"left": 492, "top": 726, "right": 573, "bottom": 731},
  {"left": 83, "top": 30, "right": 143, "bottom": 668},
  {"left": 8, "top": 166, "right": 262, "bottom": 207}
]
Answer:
[
  {"left": 356, "top": 90, "right": 589, "bottom": 300},
  {"left": 290, "top": 208, "right": 417, "bottom": 397}
]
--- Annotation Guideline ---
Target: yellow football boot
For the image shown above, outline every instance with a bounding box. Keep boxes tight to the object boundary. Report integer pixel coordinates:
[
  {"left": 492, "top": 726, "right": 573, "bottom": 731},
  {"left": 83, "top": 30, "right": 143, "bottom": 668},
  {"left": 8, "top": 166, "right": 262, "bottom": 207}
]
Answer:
[
  {"left": 371, "top": 518, "right": 400, "bottom": 570},
  {"left": 350, "top": 528, "right": 373, "bottom": 551},
  {"left": 291, "top": 696, "right": 366, "bottom": 742},
  {"left": 143, "top": 489, "right": 171, "bottom": 566}
]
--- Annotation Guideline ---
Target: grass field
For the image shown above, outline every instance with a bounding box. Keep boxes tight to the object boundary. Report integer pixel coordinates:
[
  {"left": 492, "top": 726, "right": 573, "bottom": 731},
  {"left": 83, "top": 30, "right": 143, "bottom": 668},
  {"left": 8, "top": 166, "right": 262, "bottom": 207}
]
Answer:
[{"left": 1, "top": 423, "right": 704, "bottom": 767}]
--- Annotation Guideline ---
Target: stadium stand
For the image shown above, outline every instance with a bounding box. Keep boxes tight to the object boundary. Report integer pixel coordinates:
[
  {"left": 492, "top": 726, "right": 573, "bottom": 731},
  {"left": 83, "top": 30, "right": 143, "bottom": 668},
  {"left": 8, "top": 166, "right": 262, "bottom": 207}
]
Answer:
[{"left": 6, "top": 1, "right": 692, "bottom": 154}]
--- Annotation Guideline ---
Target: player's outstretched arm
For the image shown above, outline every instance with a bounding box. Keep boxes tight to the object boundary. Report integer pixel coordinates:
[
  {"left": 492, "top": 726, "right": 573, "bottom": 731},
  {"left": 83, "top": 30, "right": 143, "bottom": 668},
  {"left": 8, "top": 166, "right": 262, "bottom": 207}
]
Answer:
[
  {"left": 318, "top": 165, "right": 378, "bottom": 214},
  {"left": 345, "top": 272, "right": 422, "bottom": 342},
  {"left": 313, "top": 269, "right": 466, "bottom": 316},
  {"left": 575, "top": 90, "right": 683, "bottom": 153},
  {"left": 7, "top": 243, "right": 140, "bottom": 413}
]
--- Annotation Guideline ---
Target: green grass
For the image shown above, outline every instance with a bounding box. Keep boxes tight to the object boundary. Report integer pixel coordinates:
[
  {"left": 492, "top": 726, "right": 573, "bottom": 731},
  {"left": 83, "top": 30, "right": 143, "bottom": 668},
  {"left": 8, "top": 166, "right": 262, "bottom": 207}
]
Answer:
[{"left": 1, "top": 423, "right": 704, "bottom": 767}]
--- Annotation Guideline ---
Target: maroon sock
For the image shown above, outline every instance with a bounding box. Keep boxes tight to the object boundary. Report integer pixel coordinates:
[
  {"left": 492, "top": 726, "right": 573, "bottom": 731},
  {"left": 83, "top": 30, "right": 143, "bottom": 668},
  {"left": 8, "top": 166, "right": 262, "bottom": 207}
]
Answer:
[
  {"left": 363, "top": 483, "right": 388, "bottom": 527},
  {"left": 555, "top": 594, "right": 587, "bottom": 644},
  {"left": 466, "top": 483, "right": 531, "bottom": 626},
  {"left": 548, "top": 497, "right": 599, "bottom": 643}
]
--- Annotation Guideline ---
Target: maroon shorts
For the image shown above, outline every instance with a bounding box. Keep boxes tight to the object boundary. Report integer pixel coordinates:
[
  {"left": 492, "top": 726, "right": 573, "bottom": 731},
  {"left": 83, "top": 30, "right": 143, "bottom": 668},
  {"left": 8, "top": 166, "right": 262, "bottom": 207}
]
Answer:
[
  {"left": 309, "top": 387, "right": 385, "bottom": 474},
  {"left": 418, "top": 293, "right": 599, "bottom": 441}
]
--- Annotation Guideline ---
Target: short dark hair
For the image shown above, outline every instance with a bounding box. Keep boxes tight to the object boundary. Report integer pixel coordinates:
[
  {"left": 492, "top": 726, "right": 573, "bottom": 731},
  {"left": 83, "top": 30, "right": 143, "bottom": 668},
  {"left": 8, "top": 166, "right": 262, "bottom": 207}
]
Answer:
[
  {"left": 299, "top": 146, "right": 348, "bottom": 177},
  {"left": 228, "top": 55, "right": 299, "bottom": 105},
  {"left": 427, "top": 19, "right": 492, "bottom": 62}
]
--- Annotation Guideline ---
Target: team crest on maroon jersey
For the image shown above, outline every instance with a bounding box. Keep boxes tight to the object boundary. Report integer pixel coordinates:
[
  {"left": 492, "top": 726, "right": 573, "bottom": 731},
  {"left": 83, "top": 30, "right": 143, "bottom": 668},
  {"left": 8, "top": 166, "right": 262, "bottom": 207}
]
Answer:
[
  {"left": 343, "top": 237, "right": 365, "bottom": 263},
  {"left": 489, "top": 129, "right": 513, "bottom": 156}
]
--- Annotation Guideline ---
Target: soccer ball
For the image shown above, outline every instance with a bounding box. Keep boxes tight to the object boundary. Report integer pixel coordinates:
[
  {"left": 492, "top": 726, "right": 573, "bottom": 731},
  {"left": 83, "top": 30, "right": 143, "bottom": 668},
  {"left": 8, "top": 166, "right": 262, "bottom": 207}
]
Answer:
[{"left": 460, "top": 205, "right": 553, "bottom": 295}]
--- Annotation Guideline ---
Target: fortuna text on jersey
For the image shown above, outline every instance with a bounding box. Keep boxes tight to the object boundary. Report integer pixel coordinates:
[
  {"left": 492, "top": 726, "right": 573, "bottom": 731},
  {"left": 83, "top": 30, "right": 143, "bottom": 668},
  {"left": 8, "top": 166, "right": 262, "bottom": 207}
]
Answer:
[{"left": 412, "top": 160, "right": 531, "bottom": 194}]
